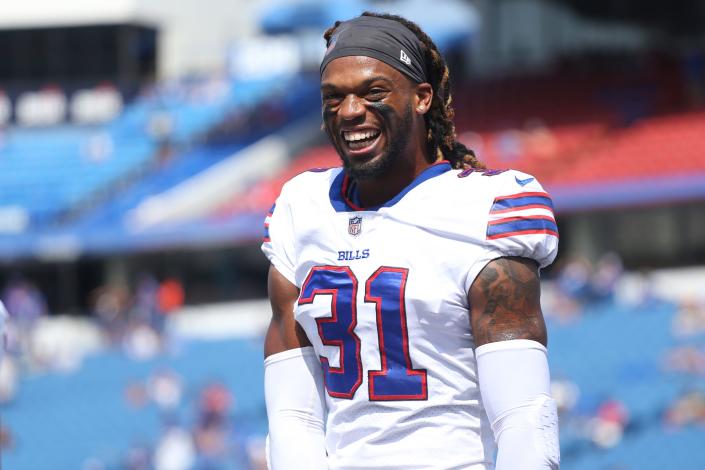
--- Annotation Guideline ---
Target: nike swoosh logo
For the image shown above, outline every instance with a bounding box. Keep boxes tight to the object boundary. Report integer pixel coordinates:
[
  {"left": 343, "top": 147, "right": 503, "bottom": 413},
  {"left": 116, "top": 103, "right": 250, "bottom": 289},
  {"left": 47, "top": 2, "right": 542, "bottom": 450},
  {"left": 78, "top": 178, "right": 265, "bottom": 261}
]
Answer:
[{"left": 515, "top": 176, "right": 535, "bottom": 186}]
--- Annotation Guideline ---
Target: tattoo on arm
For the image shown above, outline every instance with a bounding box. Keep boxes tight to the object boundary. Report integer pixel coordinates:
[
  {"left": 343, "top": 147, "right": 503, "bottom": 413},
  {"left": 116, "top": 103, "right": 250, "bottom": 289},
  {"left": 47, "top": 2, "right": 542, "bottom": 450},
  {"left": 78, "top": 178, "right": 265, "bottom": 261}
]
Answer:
[{"left": 469, "top": 256, "right": 547, "bottom": 347}]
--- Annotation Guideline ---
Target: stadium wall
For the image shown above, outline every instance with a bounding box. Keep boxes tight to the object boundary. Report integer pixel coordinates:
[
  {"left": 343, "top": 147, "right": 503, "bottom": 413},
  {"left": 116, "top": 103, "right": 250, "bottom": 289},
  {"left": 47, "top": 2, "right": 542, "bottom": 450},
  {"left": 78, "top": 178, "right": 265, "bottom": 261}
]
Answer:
[
  {"left": 0, "top": 0, "right": 260, "bottom": 79},
  {"left": 467, "top": 0, "right": 651, "bottom": 77}
]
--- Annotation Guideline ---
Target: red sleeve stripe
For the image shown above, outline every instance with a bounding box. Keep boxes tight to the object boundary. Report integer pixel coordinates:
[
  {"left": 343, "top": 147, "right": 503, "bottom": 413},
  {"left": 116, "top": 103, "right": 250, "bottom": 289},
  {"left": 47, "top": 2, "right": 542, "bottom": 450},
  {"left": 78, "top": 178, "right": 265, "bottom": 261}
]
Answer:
[{"left": 487, "top": 228, "right": 559, "bottom": 240}]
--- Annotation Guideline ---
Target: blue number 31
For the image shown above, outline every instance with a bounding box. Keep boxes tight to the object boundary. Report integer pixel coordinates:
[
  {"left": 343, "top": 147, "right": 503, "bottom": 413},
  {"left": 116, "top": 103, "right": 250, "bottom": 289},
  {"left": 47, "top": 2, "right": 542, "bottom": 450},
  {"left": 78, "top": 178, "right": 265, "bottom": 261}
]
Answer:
[{"left": 298, "top": 266, "right": 428, "bottom": 401}]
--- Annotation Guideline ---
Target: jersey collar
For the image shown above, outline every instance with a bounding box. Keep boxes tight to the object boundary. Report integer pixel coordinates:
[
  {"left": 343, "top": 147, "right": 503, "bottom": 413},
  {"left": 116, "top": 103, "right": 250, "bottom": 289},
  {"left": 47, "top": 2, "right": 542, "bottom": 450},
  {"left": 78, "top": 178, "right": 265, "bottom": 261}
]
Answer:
[{"left": 329, "top": 161, "right": 452, "bottom": 212}]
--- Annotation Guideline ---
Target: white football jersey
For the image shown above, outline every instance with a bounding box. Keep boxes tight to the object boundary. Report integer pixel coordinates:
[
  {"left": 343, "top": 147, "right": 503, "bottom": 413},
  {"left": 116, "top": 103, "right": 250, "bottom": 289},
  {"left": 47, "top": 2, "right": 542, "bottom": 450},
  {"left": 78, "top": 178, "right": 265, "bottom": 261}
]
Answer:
[{"left": 262, "top": 162, "right": 558, "bottom": 470}]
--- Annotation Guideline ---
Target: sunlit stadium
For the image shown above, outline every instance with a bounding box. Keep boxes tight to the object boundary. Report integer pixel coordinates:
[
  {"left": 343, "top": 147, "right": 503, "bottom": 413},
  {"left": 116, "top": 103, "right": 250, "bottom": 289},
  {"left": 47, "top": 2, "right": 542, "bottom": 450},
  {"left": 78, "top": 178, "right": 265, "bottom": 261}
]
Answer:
[{"left": 1, "top": 1, "right": 705, "bottom": 469}]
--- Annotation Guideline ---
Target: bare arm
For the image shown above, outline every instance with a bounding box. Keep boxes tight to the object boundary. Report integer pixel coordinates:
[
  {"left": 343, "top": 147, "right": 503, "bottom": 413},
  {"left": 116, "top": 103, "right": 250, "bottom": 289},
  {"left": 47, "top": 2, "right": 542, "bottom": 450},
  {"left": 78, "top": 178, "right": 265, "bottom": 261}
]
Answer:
[
  {"left": 264, "top": 265, "right": 312, "bottom": 358},
  {"left": 469, "top": 256, "right": 547, "bottom": 347}
]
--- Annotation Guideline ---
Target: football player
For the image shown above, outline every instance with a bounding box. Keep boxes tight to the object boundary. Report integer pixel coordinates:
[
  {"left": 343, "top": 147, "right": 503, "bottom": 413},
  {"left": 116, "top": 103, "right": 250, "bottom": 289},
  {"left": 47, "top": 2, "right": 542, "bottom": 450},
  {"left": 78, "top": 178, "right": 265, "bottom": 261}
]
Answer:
[{"left": 263, "top": 12, "right": 560, "bottom": 470}]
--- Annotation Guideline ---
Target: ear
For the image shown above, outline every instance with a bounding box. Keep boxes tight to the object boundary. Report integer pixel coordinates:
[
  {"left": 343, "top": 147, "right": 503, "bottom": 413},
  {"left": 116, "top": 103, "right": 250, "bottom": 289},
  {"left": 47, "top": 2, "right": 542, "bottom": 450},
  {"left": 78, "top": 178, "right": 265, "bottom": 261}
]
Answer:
[{"left": 413, "top": 83, "right": 433, "bottom": 115}]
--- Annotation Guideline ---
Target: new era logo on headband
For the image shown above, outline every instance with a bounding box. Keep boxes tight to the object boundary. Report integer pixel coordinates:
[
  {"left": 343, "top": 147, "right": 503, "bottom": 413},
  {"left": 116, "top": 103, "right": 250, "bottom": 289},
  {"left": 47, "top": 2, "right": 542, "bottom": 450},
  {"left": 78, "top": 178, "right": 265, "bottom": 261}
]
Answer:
[{"left": 399, "top": 50, "right": 411, "bottom": 65}]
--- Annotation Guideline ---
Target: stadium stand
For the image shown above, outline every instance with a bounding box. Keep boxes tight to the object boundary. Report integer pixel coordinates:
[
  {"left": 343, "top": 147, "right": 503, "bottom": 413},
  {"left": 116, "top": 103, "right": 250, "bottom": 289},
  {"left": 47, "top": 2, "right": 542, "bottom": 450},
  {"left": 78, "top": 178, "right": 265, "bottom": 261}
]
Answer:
[
  {"left": 1, "top": 338, "right": 267, "bottom": 470},
  {"left": 71, "top": 144, "right": 243, "bottom": 229},
  {"left": 0, "top": 125, "right": 153, "bottom": 227},
  {"left": 2, "top": 3, "right": 704, "bottom": 468},
  {"left": 208, "top": 102, "right": 705, "bottom": 220},
  {"left": 550, "top": 111, "right": 705, "bottom": 183},
  {"left": 3, "top": 279, "right": 704, "bottom": 470},
  {"left": 0, "top": 76, "right": 289, "bottom": 232},
  {"left": 0, "top": 75, "right": 323, "bottom": 261},
  {"left": 75, "top": 75, "right": 320, "bottom": 227},
  {"left": 548, "top": 297, "right": 705, "bottom": 470}
]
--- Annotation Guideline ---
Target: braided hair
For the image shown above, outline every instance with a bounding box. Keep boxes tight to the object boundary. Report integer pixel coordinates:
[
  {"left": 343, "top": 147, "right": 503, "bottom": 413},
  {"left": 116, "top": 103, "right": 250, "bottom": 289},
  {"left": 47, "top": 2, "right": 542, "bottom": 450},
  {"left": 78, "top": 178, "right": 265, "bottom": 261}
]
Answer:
[{"left": 323, "top": 11, "right": 484, "bottom": 170}]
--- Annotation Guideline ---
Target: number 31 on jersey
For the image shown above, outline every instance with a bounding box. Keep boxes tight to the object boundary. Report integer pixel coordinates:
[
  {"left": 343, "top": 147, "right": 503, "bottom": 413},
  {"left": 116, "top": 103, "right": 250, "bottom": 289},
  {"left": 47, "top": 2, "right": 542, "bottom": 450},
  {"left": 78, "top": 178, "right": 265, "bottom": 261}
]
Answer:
[{"left": 298, "top": 265, "right": 428, "bottom": 401}]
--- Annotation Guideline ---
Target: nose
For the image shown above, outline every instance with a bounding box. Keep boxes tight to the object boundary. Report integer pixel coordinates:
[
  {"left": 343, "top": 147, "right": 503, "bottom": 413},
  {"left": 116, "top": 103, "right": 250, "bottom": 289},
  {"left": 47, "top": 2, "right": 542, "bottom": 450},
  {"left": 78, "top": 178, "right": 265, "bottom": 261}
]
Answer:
[{"left": 339, "top": 94, "right": 365, "bottom": 121}]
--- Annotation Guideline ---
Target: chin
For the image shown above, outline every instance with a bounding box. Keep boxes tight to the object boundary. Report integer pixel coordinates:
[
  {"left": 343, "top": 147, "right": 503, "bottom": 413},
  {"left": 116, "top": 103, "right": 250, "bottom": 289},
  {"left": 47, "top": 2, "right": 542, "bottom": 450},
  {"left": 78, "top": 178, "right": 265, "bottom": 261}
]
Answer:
[{"left": 342, "top": 151, "right": 393, "bottom": 180}]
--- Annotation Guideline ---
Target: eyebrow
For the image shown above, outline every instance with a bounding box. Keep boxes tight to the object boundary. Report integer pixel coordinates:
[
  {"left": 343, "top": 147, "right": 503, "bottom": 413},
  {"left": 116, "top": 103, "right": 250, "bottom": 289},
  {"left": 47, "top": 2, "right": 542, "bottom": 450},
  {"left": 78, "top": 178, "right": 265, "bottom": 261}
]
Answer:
[{"left": 321, "top": 75, "right": 394, "bottom": 91}]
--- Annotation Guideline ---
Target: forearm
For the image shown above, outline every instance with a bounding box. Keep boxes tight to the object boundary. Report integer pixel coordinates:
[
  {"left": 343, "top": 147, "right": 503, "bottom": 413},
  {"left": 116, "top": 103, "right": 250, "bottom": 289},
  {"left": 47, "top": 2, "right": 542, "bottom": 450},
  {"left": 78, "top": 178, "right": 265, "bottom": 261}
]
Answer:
[
  {"left": 265, "top": 347, "right": 328, "bottom": 470},
  {"left": 476, "top": 340, "right": 559, "bottom": 469}
]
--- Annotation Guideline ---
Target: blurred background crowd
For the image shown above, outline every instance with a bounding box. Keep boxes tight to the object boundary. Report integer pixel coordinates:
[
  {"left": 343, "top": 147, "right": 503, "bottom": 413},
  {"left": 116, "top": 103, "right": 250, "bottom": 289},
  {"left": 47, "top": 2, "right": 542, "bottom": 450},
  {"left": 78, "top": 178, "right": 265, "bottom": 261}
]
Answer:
[{"left": 1, "top": 0, "right": 705, "bottom": 469}]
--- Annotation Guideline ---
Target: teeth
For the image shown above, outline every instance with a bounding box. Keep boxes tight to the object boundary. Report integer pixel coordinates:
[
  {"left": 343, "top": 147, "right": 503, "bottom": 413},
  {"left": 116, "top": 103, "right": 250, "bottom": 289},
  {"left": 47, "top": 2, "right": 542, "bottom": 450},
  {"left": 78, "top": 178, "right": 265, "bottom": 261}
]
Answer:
[{"left": 343, "top": 130, "right": 379, "bottom": 142}]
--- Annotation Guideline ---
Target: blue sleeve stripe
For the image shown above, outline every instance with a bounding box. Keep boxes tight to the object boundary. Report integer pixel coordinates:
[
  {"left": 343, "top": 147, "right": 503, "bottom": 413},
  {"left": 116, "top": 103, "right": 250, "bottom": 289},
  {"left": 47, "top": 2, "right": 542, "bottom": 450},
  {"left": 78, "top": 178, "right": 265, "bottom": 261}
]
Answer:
[
  {"left": 487, "top": 217, "right": 558, "bottom": 239},
  {"left": 491, "top": 195, "right": 554, "bottom": 212}
]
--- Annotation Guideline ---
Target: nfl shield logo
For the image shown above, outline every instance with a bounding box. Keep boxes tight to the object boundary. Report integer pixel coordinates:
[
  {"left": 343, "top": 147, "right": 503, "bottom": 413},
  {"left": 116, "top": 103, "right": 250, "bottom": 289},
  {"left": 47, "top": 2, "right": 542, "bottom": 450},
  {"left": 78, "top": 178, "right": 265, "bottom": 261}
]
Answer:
[{"left": 348, "top": 216, "right": 362, "bottom": 236}]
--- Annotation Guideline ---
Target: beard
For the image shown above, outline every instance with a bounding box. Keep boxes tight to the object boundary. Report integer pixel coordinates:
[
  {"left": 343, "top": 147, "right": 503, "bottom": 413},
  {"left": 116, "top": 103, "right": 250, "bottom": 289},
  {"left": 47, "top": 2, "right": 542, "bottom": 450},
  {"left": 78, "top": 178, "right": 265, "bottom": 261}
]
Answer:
[{"left": 334, "top": 102, "right": 415, "bottom": 181}]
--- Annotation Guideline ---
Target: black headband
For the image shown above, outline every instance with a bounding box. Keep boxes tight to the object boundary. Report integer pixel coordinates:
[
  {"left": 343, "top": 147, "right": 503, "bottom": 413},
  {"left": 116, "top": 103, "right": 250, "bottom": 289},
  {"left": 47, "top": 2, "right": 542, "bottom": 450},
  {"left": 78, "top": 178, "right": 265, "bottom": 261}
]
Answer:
[{"left": 320, "top": 16, "right": 429, "bottom": 84}]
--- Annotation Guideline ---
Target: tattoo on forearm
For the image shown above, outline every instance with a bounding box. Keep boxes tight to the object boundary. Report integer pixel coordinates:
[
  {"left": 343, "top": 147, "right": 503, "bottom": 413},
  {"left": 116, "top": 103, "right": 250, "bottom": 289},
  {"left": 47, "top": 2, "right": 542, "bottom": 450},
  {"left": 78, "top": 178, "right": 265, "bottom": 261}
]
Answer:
[{"left": 470, "top": 257, "right": 547, "bottom": 346}]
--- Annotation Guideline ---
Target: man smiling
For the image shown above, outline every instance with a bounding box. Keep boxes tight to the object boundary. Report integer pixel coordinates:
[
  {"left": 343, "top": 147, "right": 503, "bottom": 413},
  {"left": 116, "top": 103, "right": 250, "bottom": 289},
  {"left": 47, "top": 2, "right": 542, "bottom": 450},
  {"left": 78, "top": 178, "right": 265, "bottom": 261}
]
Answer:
[
  {"left": 322, "top": 55, "right": 419, "bottom": 183},
  {"left": 262, "top": 12, "right": 560, "bottom": 470}
]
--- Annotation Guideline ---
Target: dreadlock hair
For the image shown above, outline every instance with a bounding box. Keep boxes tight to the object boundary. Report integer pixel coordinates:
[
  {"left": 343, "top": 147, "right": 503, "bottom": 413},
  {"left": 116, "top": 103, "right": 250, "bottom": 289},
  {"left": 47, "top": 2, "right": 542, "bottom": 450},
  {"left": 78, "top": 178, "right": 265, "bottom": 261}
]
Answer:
[{"left": 323, "top": 11, "right": 484, "bottom": 170}]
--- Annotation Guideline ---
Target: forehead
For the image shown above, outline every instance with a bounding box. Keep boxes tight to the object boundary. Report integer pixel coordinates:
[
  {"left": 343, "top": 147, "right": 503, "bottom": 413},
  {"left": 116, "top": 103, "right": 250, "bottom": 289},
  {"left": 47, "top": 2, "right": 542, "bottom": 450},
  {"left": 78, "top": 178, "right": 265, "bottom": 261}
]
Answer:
[{"left": 321, "top": 55, "right": 409, "bottom": 88}]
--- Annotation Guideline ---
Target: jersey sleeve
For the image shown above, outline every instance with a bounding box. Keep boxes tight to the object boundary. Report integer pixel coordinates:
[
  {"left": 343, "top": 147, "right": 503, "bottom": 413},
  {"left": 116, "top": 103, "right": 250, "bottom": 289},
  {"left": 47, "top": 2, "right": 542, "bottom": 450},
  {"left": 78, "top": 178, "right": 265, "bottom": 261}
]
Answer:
[
  {"left": 465, "top": 171, "right": 559, "bottom": 291},
  {"left": 261, "top": 185, "right": 298, "bottom": 286}
]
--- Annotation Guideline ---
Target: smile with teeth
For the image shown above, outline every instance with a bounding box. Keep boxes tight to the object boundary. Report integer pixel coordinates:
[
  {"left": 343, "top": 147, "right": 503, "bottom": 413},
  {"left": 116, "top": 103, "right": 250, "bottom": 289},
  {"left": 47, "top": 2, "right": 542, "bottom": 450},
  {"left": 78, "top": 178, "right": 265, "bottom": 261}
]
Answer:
[{"left": 342, "top": 129, "right": 381, "bottom": 151}]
